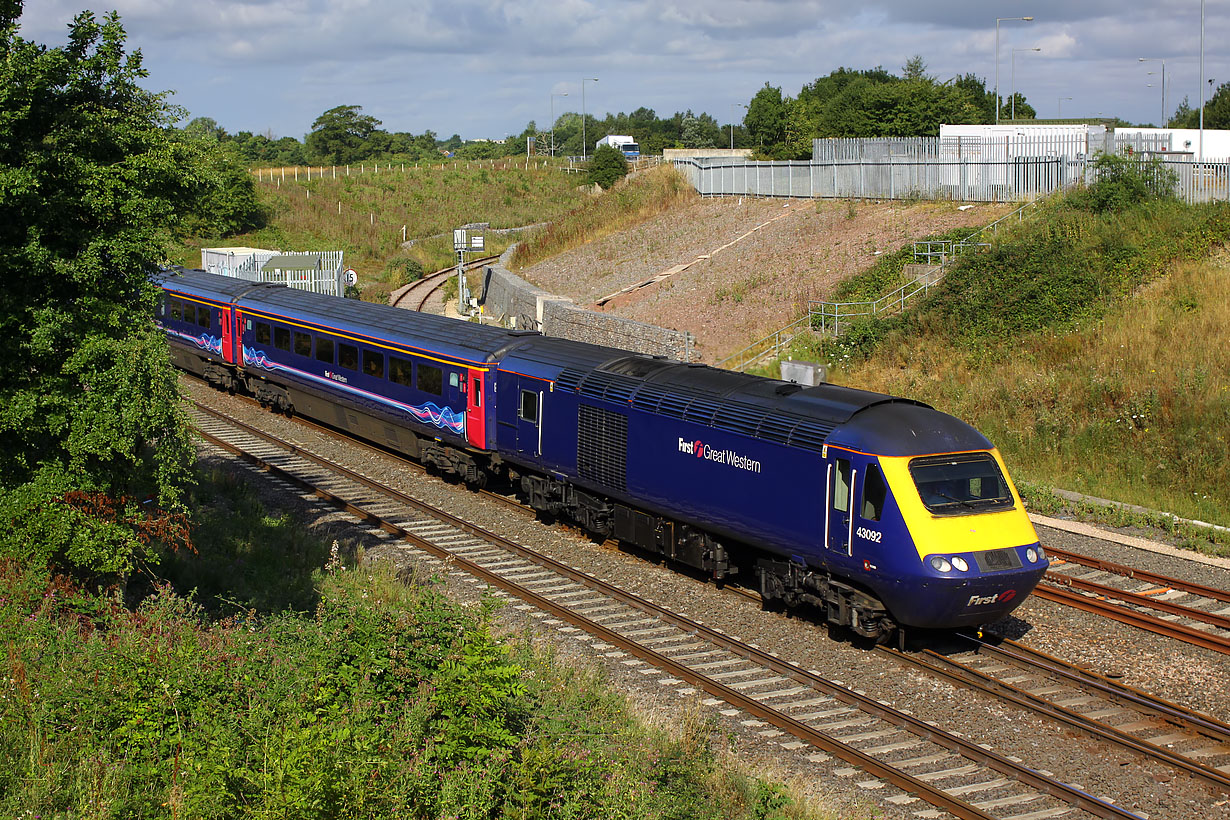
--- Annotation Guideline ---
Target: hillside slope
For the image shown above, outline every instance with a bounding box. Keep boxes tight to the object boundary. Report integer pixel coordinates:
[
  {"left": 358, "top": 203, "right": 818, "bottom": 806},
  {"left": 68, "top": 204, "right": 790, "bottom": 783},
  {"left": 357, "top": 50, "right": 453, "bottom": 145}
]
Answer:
[{"left": 518, "top": 196, "right": 1011, "bottom": 362}]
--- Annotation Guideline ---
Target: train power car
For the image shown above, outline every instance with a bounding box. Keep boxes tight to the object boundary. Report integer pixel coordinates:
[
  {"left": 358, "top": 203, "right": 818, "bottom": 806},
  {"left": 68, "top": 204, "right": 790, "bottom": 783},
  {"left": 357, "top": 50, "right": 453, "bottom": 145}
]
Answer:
[{"left": 157, "top": 268, "right": 1048, "bottom": 641}]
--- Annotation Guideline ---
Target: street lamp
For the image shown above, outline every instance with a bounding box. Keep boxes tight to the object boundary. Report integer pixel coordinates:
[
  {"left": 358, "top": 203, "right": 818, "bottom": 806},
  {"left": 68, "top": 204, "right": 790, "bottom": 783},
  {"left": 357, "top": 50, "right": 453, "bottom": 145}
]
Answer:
[
  {"left": 581, "top": 77, "right": 598, "bottom": 161},
  {"left": 550, "top": 92, "right": 568, "bottom": 157},
  {"left": 1011, "top": 47, "right": 1041, "bottom": 121},
  {"left": 1058, "top": 96, "right": 1073, "bottom": 118},
  {"left": 730, "top": 103, "right": 747, "bottom": 150},
  {"left": 1139, "top": 58, "right": 1166, "bottom": 125},
  {"left": 995, "top": 16, "right": 1034, "bottom": 124},
  {"left": 1199, "top": 0, "right": 1205, "bottom": 162}
]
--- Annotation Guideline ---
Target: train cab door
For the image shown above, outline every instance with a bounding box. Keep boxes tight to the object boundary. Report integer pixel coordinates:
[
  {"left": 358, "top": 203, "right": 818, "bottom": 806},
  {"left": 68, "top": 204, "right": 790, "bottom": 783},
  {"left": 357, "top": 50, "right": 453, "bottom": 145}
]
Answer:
[
  {"left": 515, "top": 384, "right": 543, "bottom": 458},
  {"left": 825, "top": 452, "right": 855, "bottom": 555},
  {"left": 465, "top": 369, "right": 486, "bottom": 449}
]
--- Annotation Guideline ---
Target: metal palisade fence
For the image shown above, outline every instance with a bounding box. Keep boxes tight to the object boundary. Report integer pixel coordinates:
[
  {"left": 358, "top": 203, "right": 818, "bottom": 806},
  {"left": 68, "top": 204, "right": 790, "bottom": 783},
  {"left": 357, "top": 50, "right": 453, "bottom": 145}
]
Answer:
[
  {"left": 674, "top": 134, "right": 1229, "bottom": 204},
  {"left": 202, "top": 249, "right": 348, "bottom": 297}
]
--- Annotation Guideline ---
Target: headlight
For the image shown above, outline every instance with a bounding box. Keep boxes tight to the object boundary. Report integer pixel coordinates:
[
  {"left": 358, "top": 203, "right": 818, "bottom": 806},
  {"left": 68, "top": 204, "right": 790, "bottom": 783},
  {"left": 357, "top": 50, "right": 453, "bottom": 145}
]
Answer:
[
  {"left": 951, "top": 556, "right": 969, "bottom": 572},
  {"left": 1026, "top": 547, "right": 1038, "bottom": 563},
  {"left": 929, "top": 556, "right": 952, "bottom": 572},
  {"left": 1037, "top": 546, "right": 1046, "bottom": 560}
]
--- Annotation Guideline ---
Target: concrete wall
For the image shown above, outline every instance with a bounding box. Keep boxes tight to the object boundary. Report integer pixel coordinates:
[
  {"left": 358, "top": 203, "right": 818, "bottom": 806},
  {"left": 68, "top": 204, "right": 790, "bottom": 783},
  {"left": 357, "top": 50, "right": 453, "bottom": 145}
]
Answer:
[
  {"left": 479, "top": 248, "right": 694, "bottom": 361},
  {"left": 663, "top": 148, "right": 754, "bottom": 161}
]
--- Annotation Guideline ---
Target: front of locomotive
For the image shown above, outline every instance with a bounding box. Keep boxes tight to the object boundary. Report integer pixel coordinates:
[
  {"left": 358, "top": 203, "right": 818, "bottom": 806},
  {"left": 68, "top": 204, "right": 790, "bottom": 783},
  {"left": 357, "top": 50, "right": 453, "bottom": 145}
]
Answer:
[{"left": 827, "top": 403, "right": 1049, "bottom": 630}]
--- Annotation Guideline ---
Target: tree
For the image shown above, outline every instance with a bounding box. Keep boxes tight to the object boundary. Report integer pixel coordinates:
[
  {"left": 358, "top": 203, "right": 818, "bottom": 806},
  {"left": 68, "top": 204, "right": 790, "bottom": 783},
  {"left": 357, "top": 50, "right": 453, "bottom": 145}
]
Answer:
[
  {"left": 902, "top": 55, "right": 930, "bottom": 81},
  {"left": 182, "top": 115, "right": 227, "bottom": 143},
  {"left": 745, "top": 83, "right": 789, "bottom": 157},
  {"left": 306, "top": 104, "right": 382, "bottom": 164},
  {"left": 0, "top": 3, "right": 199, "bottom": 574},
  {"left": 587, "top": 144, "right": 628, "bottom": 189}
]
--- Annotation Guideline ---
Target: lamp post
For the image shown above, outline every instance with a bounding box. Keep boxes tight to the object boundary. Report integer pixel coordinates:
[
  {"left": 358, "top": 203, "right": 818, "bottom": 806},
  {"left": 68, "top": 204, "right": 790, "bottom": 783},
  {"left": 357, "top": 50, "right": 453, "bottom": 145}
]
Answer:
[
  {"left": 730, "top": 103, "right": 747, "bottom": 150},
  {"left": 581, "top": 77, "right": 598, "bottom": 161},
  {"left": 1011, "top": 47, "right": 1041, "bottom": 121},
  {"left": 1058, "top": 96, "right": 1073, "bottom": 118},
  {"left": 550, "top": 92, "right": 568, "bottom": 157},
  {"left": 1199, "top": 0, "right": 1205, "bottom": 162},
  {"left": 1139, "top": 58, "right": 1166, "bottom": 125},
  {"left": 995, "top": 16, "right": 1034, "bottom": 124}
]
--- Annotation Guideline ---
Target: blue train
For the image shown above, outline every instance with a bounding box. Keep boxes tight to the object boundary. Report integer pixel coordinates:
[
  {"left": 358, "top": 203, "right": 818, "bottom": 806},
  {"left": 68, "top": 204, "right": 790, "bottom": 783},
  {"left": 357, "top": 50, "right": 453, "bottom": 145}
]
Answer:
[{"left": 157, "top": 267, "right": 1048, "bottom": 640}]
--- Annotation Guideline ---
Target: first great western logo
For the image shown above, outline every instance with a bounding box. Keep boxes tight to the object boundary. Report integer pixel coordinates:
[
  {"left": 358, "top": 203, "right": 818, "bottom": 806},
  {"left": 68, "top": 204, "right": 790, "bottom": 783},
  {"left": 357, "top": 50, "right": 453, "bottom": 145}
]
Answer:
[{"left": 678, "top": 437, "right": 763, "bottom": 474}]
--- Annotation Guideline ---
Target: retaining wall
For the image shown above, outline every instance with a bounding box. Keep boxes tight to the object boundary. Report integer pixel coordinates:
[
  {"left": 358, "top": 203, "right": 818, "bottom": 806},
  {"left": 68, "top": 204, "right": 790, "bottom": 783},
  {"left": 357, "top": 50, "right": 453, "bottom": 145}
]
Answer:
[{"left": 479, "top": 248, "right": 694, "bottom": 361}]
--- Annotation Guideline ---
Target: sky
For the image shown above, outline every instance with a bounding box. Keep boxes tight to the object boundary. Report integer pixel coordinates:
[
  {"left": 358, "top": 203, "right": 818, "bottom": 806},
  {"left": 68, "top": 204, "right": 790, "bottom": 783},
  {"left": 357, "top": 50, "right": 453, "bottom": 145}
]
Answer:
[{"left": 16, "top": 1, "right": 1229, "bottom": 143}]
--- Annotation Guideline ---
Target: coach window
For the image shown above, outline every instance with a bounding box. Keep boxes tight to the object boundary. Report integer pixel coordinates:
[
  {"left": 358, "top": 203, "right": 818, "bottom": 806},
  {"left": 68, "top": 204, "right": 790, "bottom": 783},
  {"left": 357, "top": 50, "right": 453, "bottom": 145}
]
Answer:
[
  {"left": 833, "top": 458, "right": 851, "bottom": 513},
  {"left": 254, "top": 321, "right": 271, "bottom": 345},
  {"left": 363, "top": 350, "right": 384, "bottom": 379},
  {"left": 315, "top": 336, "right": 334, "bottom": 363},
  {"left": 519, "top": 390, "right": 539, "bottom": 424},
  {"left": 274, "top": 326, "right": 291, "bottom": 352},
  {"left": 861, "top": 464, "right": 887, "bottom": 522},
  {"left": 169, "top": 300, "right": 182, "bottom": 321},
  {"left": 389, "top": 356, "right": 413, "bottom": 387},
  {"left": 471, "top": 377, "right": 481, "bottom": 407},
  {"left": 293, "top": 331, "right": 312, "bottom": 357},
  {"left": 338, "top": 343, "right": 358, "bottom": 370},
  {"left": 197, "top": 305, "right": 211, "bottom": 328},
  {"left": 417, "top": 363, "right": 442, "bottom": 396}
]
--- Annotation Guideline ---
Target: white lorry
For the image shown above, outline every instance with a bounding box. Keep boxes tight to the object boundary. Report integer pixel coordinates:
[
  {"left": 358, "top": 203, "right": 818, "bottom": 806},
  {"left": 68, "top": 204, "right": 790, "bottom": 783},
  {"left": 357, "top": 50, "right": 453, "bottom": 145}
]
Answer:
[{"left": 596, "top": 135, "right": 640, "bottom": 158}]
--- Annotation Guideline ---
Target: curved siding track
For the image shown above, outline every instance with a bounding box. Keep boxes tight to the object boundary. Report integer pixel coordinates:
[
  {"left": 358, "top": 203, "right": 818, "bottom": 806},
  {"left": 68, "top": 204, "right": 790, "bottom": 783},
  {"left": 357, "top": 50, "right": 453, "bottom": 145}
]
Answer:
[{"left": 390, "top": 255, "right": 499, "bottom": 313}]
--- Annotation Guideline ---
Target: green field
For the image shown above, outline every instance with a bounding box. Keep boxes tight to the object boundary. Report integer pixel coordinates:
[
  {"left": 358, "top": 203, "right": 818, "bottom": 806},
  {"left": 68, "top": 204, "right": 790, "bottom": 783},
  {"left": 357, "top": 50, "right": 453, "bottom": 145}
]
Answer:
[{"left": 176, "top": 159, "right": 592, "bottom": 301}]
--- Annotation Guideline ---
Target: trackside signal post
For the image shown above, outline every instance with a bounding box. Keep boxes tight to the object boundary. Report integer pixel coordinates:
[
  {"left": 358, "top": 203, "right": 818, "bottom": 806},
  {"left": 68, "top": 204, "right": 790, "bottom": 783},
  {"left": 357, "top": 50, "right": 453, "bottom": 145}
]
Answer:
[{"left": 453, "top": 228, "right": 485, "bottom": 317}]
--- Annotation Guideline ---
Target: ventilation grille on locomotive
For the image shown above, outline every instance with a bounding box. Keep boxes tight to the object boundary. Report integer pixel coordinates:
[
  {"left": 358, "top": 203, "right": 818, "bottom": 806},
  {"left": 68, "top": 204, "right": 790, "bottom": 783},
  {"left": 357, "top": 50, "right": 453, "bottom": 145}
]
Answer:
[
  {"left": 577, "top": 404, "right": 628, "bottom": 491},
  {"left": 973, "top": 548, "right": 1023, "bottom": 572}
]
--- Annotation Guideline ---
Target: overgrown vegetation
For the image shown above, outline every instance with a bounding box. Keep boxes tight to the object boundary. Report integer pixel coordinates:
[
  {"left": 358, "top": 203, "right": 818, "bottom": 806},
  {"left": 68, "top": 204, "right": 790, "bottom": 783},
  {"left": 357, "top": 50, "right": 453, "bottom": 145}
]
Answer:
[
  {"left": 1, "top": 468, "right": 827, "bottom": 819},
  {"left": 776, "top": 159, "right": 1230, "bottom": 540},
  {"left": 510, "top": 165, "right": 697, "bottom": 270}
]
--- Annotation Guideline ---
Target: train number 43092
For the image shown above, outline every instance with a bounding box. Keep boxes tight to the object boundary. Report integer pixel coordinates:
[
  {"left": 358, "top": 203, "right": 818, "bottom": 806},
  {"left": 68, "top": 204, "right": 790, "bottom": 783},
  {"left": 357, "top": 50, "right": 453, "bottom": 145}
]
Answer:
[{"left": 856, "top": 527, "right": 883, "bottom": 542}]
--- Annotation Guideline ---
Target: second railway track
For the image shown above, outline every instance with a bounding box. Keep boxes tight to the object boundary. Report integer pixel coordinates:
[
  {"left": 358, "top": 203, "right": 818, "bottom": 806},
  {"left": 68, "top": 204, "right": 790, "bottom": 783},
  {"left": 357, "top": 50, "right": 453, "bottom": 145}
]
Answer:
[{"left": 189, "top": 397, "right": 1230, "bottom": 820}]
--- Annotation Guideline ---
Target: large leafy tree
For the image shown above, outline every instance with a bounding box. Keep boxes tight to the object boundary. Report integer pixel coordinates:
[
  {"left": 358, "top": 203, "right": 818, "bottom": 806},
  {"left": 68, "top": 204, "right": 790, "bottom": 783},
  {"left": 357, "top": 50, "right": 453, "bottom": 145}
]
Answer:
[
  {"left": 306, "top": 104, "right": 382, "bottom": 164},
  {"left": 0, "top": 2, "right": 200, "bottom": 574}
]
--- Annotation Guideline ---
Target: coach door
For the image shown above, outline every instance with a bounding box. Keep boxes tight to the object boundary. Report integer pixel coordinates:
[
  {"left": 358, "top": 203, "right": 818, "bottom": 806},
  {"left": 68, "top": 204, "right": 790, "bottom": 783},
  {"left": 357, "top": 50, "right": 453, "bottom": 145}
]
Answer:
[
  {"left": 465, "top": 369, "right": 486, "bottom": 449},
  {"left": 826, "top": 454, "right": 854, "bottom": 555},
  {"left": 220, "top": 306, "right": 236, "bottom": 364}
]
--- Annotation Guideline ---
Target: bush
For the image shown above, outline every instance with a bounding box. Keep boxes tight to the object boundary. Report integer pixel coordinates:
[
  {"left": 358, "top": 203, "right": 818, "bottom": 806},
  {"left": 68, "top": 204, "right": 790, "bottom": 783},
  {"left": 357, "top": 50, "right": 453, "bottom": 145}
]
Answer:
[
  {"left": 387, "top": 257, "right": 425, "bottom": 287},
  {"left": 587, "top": 144, "right": 630, "bottom": 189},
  {"left": 1069, "top": 152, "right": 1178, "bottom": 214}
]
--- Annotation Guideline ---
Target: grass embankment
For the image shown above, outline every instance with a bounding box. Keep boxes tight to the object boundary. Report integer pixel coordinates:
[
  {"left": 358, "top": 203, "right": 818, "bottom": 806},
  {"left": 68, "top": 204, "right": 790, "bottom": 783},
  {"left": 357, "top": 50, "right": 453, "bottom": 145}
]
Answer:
[
  {"left": 509, "top": 165, "right": 697, "bottom": 271},
  {"left": 1, "top": 467, "right": 828, "bottom": 820},
  {"left": 777, "top": 175, "right": 1230, "bottom": 549},
  {"left": 177, "top": 161, "right": 590, "bottom": 301}
]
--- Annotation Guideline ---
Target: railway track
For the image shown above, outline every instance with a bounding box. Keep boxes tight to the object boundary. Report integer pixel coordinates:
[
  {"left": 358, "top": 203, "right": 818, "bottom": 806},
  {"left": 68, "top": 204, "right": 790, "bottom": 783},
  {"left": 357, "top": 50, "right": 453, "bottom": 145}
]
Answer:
[
  {"left": 1035, "top": 548, "right": 1230, "bottom": 656},
  {"left": 389, "top": 254, "right": 499, "bottom": 313},
  {"left": 881, "top": 634, "right": 1230, "bottom": 795},
  {"left": 190, "top": 397, "right": 1205, "bottom": 820}
]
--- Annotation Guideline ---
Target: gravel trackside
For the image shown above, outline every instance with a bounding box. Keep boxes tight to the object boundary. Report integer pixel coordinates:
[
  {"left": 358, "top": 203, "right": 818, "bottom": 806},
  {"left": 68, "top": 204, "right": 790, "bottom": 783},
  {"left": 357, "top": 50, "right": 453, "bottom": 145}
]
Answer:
[{"left": 517, "top": 196, "right": 1014, "bottom": 363}]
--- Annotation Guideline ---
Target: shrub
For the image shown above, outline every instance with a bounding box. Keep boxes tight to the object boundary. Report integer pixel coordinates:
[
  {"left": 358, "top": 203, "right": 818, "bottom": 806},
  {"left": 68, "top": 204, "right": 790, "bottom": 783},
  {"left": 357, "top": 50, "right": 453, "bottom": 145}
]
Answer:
[
  {"left": 588, "top": 144, "right": 630, "bottom": 189},
  {"left": 1069, "top": 152, "right": 1178, "bottom": 214},
  {"left": 387, "top": 257, "right": 425, "bottom": 287}
]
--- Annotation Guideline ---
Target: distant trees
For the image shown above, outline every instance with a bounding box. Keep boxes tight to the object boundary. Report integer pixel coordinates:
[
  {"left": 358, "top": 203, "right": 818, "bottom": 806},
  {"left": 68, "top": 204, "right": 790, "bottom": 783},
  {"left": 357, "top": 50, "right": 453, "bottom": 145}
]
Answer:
[
  {"left": 1171, "top": 81, "right": 1230, "bottom": 129},
  {"left": 178, "top": 57, "right": 1037, "bottom": 169}
]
